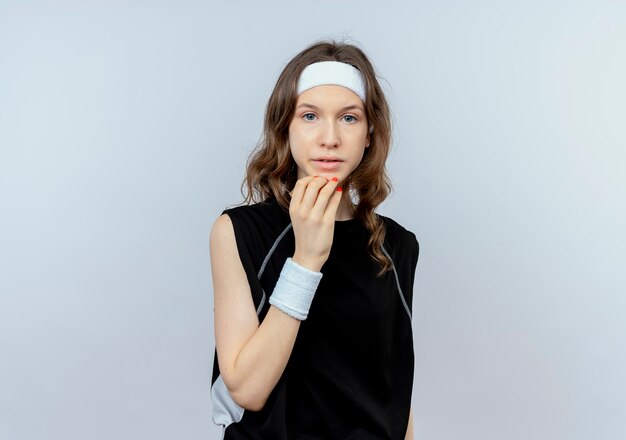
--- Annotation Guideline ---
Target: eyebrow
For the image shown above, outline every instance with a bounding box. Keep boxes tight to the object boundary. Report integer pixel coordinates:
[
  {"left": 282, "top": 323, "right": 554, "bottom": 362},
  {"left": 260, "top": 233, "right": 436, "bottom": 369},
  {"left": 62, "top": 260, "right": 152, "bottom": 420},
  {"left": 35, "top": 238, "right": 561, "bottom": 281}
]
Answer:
[{"left": 296, "top": 103, "right": 364, "bottom": 112}]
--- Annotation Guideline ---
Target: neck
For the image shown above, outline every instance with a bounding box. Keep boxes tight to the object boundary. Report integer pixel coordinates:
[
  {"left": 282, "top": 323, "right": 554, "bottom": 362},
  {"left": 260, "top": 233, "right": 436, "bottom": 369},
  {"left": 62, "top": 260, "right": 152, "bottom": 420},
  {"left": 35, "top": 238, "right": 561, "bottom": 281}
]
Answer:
[{"left": 335, "top": 192, "right": 356, "bottom": 221}]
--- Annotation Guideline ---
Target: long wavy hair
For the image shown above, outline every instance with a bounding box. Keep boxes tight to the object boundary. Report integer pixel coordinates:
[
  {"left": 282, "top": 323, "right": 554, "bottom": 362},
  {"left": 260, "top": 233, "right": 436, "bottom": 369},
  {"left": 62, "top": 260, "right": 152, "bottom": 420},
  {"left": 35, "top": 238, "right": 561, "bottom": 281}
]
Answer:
[{"left": 243, "top": 40, "right": 393, "bottom": 275}]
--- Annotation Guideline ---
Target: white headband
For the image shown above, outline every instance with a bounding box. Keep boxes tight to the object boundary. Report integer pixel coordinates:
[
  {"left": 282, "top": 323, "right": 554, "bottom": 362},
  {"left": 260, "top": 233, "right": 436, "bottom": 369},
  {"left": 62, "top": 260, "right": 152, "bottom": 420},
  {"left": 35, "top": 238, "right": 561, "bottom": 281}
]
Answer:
[{"left": 297, "top": 61, "right": 367, "bottom": 102}]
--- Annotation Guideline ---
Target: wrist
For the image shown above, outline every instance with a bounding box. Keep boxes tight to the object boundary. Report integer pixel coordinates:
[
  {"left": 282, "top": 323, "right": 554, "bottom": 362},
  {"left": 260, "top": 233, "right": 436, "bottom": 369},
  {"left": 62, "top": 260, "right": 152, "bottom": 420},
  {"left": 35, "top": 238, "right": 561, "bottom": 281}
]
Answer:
[
  {"left": 291, "top": 253, "right": 323, "bottom": 272},
  {"left": 268, "top": 258, "right": 323, "bottom": 321}
]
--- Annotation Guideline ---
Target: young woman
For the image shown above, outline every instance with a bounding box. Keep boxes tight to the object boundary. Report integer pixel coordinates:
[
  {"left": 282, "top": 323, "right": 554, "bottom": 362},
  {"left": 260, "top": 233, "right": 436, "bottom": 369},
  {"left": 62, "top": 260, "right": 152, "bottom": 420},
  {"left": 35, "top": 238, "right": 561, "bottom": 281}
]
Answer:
[{"left": 210, "top": 41, "right": 419, "bottom": 439}]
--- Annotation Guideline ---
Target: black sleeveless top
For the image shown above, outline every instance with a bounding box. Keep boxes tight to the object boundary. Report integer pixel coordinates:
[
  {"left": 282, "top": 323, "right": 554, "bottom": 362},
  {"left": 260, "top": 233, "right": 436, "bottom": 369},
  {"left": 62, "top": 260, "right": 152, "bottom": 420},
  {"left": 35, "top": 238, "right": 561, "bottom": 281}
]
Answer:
[{"left": 211, "top": 198, "right": 419, "bottom": 439}]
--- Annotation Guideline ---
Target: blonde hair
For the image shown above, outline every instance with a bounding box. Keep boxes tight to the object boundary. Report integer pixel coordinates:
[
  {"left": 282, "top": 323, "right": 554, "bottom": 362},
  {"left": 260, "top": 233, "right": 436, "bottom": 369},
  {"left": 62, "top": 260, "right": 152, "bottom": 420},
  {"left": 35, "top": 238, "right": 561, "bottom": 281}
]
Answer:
[{"left": 243, "top": 40, "right": 393, "bottom": 275}]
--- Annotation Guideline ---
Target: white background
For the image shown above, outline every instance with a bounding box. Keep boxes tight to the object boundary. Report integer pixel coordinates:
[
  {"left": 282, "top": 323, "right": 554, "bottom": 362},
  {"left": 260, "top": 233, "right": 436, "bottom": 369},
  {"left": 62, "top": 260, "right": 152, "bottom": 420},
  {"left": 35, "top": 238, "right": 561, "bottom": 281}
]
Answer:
[{"left": 1, "top": 1, "right": 625, "bottom": 439}]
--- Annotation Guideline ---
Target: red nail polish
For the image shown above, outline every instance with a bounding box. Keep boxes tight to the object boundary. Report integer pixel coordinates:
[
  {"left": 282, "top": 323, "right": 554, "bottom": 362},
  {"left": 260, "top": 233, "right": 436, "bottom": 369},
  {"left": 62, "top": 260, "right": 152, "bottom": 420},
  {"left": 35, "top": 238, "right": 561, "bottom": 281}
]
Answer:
[
  {"left": 331, "top": 177, "right": 338, "bottom": 182},
  {"left": 337, "top": 187, "right": 343, "bottom": 192}
]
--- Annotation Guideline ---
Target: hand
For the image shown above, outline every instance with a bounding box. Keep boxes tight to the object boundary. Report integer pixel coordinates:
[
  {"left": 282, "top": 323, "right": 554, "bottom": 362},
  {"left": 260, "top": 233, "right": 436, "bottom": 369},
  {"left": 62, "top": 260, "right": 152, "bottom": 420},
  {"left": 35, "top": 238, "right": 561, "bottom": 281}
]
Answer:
[{"left": 289, "top": 176, "right": 342, "bottom": 272}]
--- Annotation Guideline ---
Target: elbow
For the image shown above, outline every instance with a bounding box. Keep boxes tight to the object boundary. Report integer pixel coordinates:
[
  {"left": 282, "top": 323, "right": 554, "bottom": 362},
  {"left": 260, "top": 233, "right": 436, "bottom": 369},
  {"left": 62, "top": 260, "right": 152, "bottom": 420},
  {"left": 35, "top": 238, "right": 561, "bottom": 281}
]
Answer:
[
  {"left": 230, "top": 388, "right": 268, "bottom": 412},
  {"left": 224, "top": 379, "right": 269, "bottom": 412},
  {"left": 238, "top": 395, "right": 267, "bottom": 412}
]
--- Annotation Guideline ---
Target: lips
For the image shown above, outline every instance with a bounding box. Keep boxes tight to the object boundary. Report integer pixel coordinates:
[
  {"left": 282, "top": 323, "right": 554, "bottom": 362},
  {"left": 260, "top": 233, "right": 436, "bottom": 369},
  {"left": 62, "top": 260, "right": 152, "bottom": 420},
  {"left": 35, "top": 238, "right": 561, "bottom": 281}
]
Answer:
[
  {"left": 314, "top": 156, "right": 343, "bottom": 162},
  {"left": 312, "top": 157, "right": 343, "bottom": 171}
]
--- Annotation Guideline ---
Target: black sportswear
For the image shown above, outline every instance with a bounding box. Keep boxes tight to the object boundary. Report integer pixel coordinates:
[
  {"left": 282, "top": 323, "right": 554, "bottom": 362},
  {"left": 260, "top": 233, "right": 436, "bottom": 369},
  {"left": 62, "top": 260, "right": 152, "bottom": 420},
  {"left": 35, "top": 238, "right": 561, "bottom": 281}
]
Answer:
[{"left": 211, "top": 198, "right": 419, "bottom": 439}]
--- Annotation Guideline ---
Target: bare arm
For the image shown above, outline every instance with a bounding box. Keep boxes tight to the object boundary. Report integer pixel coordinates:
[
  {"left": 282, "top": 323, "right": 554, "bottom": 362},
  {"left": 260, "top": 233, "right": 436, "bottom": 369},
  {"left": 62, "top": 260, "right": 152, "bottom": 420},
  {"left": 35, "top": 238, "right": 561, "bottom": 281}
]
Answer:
[
  {"left": 405, "top": 406, "right": 414, "bottom": 440},
  {"left": 211, "top": 176, "right": 341, "bottom": 411},
  {"left": 211, "top": 214, "right": 302, "bottom": 411}
]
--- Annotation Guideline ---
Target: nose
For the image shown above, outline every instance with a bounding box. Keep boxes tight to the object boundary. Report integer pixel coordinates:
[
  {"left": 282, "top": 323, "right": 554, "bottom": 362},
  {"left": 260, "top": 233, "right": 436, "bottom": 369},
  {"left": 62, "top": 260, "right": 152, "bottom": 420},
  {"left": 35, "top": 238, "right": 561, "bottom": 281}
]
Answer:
[{"left": 319, "top": 120, "right": 340, "bottom": 149}]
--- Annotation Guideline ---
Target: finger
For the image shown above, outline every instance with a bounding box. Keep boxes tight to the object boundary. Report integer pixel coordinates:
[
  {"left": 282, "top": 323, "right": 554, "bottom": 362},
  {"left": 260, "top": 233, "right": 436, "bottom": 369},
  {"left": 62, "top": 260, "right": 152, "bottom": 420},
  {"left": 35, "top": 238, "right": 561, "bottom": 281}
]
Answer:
[
  {"left": 299, "top": 176, "right": 328, "bottom": 212},
  {"left": 323, "top": 184, "right": 343, "bottom": 221},
  {"left": 310, "top": 178, "right": 339, "bottom": 219},
  {"left": 290, "top": 176, "right": 316, "bottom": 208}
]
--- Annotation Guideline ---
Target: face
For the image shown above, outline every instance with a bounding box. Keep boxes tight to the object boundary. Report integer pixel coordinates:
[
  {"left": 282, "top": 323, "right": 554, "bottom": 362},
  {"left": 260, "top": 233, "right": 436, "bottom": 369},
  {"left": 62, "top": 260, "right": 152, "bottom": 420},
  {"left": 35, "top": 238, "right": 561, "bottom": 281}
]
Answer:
[{"left": 288, "top": 85, "right": 370, "bottom": 186}]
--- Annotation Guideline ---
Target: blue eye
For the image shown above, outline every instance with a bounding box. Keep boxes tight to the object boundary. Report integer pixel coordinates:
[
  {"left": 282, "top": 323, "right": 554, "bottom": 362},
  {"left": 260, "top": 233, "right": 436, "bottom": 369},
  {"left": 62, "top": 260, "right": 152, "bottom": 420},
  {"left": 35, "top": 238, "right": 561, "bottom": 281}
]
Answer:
[
  {"left": 343, "top": 115, "right": 358, "bottom": 123},
  {"left": 303, "top": 113, "right": 316, "bottom": 121}
]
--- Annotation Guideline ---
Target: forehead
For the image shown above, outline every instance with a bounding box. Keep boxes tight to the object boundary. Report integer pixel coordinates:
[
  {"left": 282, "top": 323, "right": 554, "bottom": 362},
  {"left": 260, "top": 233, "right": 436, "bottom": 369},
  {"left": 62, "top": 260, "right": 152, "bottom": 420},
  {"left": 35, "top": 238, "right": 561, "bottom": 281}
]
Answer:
[{"left": 295, "top": 85, "right": 364, "bottom": 110}]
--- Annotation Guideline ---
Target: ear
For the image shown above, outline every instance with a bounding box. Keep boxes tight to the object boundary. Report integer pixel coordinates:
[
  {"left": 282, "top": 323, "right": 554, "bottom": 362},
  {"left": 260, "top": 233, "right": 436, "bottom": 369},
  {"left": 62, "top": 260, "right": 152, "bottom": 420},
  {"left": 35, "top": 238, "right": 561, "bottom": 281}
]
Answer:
[{"left": 366, "top": 124, "right": 373, "bottom": 148}]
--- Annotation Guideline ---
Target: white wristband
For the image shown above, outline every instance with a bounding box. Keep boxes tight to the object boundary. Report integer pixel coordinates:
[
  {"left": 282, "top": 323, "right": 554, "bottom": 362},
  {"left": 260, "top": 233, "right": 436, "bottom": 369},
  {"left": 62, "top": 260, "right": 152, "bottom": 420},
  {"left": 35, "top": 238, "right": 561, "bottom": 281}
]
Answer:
[{"left": 268, "top": 258, "right": 323, "bottom": 320}]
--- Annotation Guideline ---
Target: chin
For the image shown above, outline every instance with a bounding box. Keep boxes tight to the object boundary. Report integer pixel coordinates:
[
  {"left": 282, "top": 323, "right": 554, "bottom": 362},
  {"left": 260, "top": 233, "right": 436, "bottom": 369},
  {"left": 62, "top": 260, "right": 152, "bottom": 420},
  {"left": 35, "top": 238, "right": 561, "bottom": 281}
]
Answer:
[{"left": 319, "top": 172, "right": 346, "bottom": 182}]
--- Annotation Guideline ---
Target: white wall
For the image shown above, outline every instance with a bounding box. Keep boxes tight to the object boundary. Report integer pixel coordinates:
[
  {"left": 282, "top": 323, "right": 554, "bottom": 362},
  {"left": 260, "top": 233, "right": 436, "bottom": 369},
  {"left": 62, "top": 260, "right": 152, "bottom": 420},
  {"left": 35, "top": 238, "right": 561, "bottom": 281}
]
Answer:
[{"left": 1, "top": 1, "right": 625, "bottom": 439}]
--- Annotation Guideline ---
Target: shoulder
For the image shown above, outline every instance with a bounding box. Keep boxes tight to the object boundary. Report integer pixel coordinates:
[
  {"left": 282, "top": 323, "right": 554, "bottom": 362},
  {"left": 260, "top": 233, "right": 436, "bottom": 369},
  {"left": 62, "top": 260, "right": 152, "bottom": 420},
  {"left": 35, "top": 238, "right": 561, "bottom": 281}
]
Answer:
[
  {"left": 215, "top": 198, "right": 291, "bottom": 258},
  {"left": 378, "top": 214, "right": 420, "bottom": 267},
  {"left": 210, "top": 200, "right": 276, "bottom": 251},
  {"left": 222, "top": 198, "right": 288, "bottom": 225},
  {"left": 210, "top": 213, "right": 236, "bottom": 252},
  {"left": 377, "top": 214, "right": 420, "bottom": 276},
  {"left": 379, "top": 215, "right": 418, "bottom": 248}
]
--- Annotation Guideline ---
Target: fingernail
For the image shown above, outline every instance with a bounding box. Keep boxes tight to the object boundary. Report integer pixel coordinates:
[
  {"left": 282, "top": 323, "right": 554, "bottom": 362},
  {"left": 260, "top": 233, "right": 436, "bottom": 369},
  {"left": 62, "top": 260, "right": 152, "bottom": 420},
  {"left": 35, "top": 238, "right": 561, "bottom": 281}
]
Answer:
[
  {"left": 337, "top": 187, "right": 343, "bottom": 192},
  {"left": 331, "top": 177, "right": 338, "bottom": 182}
]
